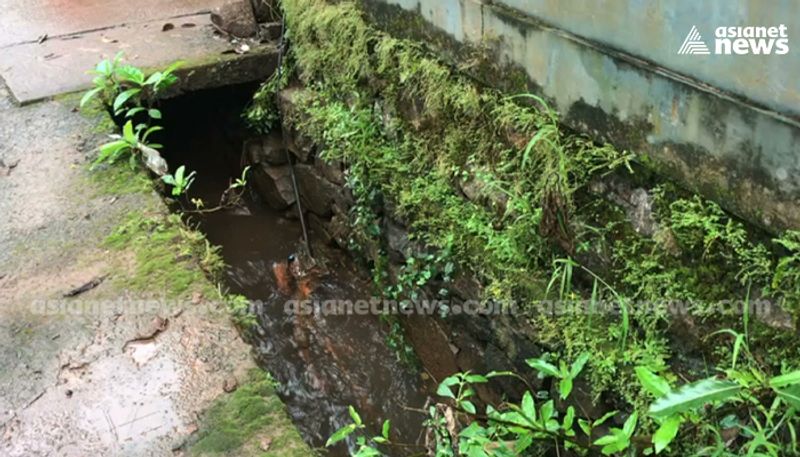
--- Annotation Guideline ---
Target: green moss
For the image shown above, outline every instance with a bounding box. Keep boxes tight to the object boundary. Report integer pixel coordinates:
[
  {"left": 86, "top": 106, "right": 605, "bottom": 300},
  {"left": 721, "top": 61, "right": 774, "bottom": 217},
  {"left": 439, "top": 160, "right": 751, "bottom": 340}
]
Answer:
[
  {"left": 258, "top": 0, "right": 800, "bottom": 441},
  {"left": 104, "top": 210, "right": 223, "bottom": 297},
  {"left": 190, "top": 369, "right": 313, "bottom": 457},
  {"left": 89, "top": 162, "right": 153, "bottom": 196}
]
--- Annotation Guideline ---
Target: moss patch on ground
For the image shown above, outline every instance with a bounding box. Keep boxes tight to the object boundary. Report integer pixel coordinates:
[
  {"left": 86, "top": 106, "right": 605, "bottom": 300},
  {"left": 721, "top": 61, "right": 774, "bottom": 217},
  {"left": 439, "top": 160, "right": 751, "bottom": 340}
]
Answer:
[
  {"left": 102, "top": 208, "right": 223, "bottom": 298},
  {"left": 189, "top": 369, "right": 314, "bottom": 457},
  {"left": 89, "top": 162, "right": 153, "bottom": 196}
]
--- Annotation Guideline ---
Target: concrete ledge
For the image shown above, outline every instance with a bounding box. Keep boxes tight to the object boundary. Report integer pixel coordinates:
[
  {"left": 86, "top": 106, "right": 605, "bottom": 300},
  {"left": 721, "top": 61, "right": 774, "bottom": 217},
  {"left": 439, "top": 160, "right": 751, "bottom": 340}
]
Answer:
[{"left": 0, "top": 13, "right": 277, "bottom": 105}]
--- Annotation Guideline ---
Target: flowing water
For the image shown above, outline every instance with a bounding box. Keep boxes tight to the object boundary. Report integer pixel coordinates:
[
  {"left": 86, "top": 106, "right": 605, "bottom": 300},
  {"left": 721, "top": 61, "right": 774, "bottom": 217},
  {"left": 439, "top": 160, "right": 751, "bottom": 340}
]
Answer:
[{"left": 160, "top": 86, "right": 431, "bottom": 455}]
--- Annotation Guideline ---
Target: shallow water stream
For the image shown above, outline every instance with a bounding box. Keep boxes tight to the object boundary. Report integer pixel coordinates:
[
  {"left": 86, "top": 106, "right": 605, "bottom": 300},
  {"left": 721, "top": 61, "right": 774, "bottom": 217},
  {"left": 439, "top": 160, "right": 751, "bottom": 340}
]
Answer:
[{"left": 160, "top": 86, "right": 431, "bottom": 455}]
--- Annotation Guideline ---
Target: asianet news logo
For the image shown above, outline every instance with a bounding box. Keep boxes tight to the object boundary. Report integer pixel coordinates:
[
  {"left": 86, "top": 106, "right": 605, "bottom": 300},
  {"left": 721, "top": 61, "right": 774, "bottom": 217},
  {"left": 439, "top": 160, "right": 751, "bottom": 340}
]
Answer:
[{"left": 678, "top": 25, "right": 789, "bottom": 55}]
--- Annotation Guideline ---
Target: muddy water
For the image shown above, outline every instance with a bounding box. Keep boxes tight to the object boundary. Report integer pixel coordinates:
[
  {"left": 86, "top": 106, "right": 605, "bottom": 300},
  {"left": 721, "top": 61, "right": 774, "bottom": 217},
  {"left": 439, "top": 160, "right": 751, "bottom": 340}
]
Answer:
[{"left": 160, "top": 86, "right": 429, "bottom": 455}]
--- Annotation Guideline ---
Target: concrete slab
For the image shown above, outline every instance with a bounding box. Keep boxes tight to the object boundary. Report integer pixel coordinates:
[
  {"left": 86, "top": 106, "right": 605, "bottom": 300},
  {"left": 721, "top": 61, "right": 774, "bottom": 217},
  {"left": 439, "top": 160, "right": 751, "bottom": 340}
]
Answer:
[
  {"left": 0, "top": 0, "right": 226, "bottom": 47},
  {"left": 0, "top": 14, "right": 272, "bottom": 104},
  {"left": 0, "top": 0, "right": 273, "bottom": 105}
]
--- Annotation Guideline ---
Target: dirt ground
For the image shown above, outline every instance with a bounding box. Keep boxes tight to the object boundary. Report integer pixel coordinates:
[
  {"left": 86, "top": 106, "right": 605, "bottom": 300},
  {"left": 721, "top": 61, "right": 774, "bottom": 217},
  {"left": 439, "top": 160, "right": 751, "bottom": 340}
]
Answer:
[{"left": 0, "top": 84, "right": 285, "bottom": 456}]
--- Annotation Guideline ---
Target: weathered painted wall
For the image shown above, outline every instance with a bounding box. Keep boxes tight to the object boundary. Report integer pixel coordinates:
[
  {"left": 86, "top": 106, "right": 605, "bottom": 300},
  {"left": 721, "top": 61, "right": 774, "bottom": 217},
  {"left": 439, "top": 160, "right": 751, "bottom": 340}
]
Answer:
[
  {"left": 499, "top": 0, "right": 800, "bottom": 117},
  {"left": 359, "top": 0, "right": 800, "bottom": 232}
]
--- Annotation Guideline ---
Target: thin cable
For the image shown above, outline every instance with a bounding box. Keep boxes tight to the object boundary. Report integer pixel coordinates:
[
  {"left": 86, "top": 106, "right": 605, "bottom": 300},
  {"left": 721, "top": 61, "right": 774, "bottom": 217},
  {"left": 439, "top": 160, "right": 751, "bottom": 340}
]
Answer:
[{"left": 275, "top": 14, "right": 312, "bottom": 257}]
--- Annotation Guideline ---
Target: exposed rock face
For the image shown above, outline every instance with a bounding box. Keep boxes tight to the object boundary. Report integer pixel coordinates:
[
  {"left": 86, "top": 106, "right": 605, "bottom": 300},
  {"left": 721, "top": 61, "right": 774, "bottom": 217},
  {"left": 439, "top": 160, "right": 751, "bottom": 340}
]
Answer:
[
  {"left": 589, "top": 176, "right": 659, "bottom": 236},
  {"left": 314, "top": 156, "right": 346, "bottom": 186},
  {"left": 307, "top": 213, "right": 333, "bottom": 245},
  {"left": 245, "top": 131, "right": 287, "bottom": 166},
  {"left": 251, "top": 164, "right": 295, "bottom": 209},
  {"left": 385, "top": 220, "right": 410, "bottom": 259},
  {"left": 457, "top": 167, "right": 508, "bottom": 216},
  {"left": 294, "top": 164, "right": 344, "bottom": 218},
  {"left": 250, "top": 0, "right": 280, "bottom": 23},
  {"left": 278, "top": 88, "right": 316, "bottom": 161},
  {"left": 211, "top": 0, "right": 258, "bottom": 38}
]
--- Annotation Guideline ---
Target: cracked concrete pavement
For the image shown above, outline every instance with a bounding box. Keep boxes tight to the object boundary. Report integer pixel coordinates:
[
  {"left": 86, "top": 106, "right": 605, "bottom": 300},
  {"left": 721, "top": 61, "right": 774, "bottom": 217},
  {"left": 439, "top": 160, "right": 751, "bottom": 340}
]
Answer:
[{"left": 0, "top": 70, "right": 256, "bottom": 457}]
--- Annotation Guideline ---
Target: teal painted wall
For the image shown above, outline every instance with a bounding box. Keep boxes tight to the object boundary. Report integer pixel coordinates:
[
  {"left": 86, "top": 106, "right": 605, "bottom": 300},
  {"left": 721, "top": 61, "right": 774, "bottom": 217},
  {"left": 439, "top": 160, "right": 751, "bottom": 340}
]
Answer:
[{"left": 362, "top": 0, "right": 800, "bottom": 232}]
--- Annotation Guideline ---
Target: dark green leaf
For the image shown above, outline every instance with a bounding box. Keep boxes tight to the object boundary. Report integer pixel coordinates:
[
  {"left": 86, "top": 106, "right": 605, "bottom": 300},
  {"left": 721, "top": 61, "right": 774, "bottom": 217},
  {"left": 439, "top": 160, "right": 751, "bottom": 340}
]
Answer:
[
  {"left": 635, "top": 367, "right": 672, "bottom": 398},
  {"left": 348, "top": 405, "right": 362, "bottom": 426},
  {"left": 776, "top": 384, "right": 800, "bottom": 409},
  {"left": 652, "top": 415, "right": 682, "bottom": 454},
  {"left": 326, "top": 424, "right": 356, "bottom": 447},
  {"left": 526, "top": 358, "right": 560, "bottom": 378},
  {"left": 113, "top": 88, "right": 141, "bottom": 112},
  {"left": 769, "top": 370, "right": 800, "bottom": 389},
  {"left": 649, "top": 377, "right": 741, "bottom": 418},
  {"left": 382, "top": 419, "right": 390, "bottom": 440},
  {"left": 80, "top": 87, "right": 102, "bottom": 108}
]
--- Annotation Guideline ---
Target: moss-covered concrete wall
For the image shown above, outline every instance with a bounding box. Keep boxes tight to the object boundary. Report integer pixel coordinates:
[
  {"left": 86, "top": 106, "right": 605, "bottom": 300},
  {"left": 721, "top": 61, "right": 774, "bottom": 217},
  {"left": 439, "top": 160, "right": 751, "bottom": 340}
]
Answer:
[{"left": 359, "top": 0, "right": 800, "bottom": 233}]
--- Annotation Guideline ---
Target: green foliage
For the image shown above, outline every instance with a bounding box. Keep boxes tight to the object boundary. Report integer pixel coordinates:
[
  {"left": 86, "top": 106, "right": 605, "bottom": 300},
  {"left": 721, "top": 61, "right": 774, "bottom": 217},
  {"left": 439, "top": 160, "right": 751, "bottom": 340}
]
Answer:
[
  {"left": 331, "top": 346, "right": 800, "bottom": 456},
  {"left": 190, "top": 369, "right": 310, "bottom": 457},
  {"left": 81, "top": 53, "right": 181, "bottom": 119},
  {"left": 277, "top": 2, "right": 800, "bottom": 455},
  {"left": 243, "top": 59, "right": 292, "bottom": 132},
  {"left": 162, "top": 165, "right": 196, "bottom": 196},
  {"left": 230, "top": 165, "right": 251, "bottom": 190},
  {"left": 83, "top": 58, "right": 180, "bottom": 176},
  {"left": 634, "top": 331, "right": 800, "bottom": 455},
  {"left": 525, "top": 352, "right": 590, "bottom": 400},
  {"left": 593, "top": 412, "right": 637, "bottom": 455},
  {"left": 80, "top": 52, "right": 125, "bottom": 110},
  {"left": 93, "top": 120, "right": 163, "bottom": 169},
  {"left": 327, "top": 406, "right": 392, "bottom": 457},
  {"left": 104, "top": 212, "right": 223, "bottom": 296},
  {"left": 647, "top": 378, "right": 741, "bottom": 418},
  {"left": 223, "top": 292, "right": 257, "bottom": 329},
  {"left": 420, "top": 354, "right": 630, "bottom": 456},
  {"left": 772, "top": 230, "right": 800, "bottom": 314}
]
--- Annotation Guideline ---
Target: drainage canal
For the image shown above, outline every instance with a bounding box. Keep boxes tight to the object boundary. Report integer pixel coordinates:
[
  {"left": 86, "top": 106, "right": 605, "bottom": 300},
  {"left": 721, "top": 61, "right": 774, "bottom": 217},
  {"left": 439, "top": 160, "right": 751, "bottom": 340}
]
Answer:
[{"left": 157, "top": 85, "right": 432, "bottom": 455}]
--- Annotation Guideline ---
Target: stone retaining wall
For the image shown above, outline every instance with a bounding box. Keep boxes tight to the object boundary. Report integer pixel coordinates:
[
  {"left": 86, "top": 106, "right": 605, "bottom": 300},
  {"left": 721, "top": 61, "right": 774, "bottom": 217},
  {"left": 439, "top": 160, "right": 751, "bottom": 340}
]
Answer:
[{"left": 242, "top": 86, "right": 566, "bottom": 403}]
